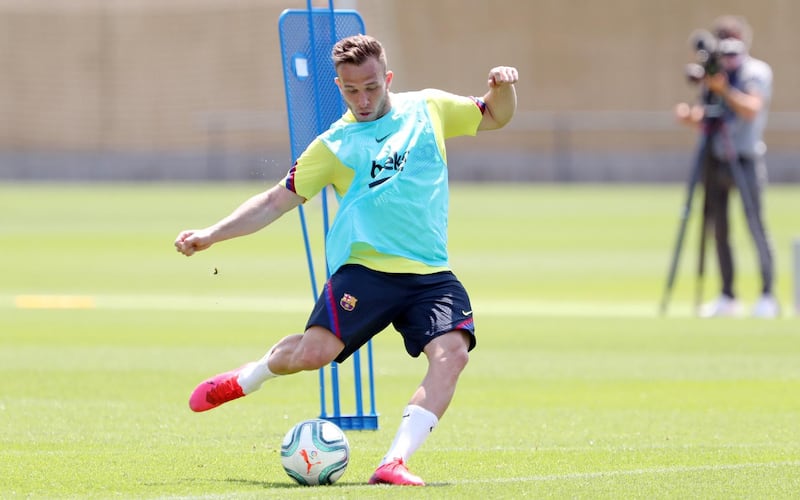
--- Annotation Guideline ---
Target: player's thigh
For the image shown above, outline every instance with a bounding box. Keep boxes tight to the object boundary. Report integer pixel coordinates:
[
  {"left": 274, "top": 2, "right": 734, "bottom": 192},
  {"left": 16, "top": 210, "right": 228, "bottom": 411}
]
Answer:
[
  {"left": 423, "top": 330, "right": 472, "bottom": 362},
  {"left": 306, "top": 264, "right": 402, "bottom": 362}
]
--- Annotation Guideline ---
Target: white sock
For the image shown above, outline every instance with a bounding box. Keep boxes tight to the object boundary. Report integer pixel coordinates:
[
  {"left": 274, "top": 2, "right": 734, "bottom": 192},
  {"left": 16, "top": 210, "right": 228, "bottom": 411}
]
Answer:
[
  {"left": 380, "top": 405, "right": 439, "bottom": 466},
  {"left": 237, "top": 345, "right": 280, "bottom": 394}
]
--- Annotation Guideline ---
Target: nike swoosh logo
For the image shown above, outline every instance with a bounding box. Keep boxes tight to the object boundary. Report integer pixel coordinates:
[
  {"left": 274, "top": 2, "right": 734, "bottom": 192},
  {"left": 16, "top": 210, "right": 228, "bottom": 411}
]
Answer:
[
  {"left": 368, "top": 177, "right": 390, "bottom": 188},
  {"left": 462, "top": 310, "right": 473, "bottom": 316},
  {"left": 375, "top": 133, "right": 391, "bottom": 143}
]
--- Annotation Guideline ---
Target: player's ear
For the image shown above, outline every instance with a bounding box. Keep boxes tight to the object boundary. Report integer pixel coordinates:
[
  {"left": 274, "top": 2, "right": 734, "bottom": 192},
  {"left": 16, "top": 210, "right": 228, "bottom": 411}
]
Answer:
[
  {"left": 334, "top": 76, "right": 341, "bottom": 90},
  {"left": 384, "top": 71, "right": 393, "bottom": 89}
]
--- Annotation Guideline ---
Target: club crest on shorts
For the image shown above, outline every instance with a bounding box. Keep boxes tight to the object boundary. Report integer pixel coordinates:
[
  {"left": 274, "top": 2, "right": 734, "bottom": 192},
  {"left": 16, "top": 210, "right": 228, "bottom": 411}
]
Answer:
[{"left": 339, "top": 293, "right": 358, "bottom": 311}]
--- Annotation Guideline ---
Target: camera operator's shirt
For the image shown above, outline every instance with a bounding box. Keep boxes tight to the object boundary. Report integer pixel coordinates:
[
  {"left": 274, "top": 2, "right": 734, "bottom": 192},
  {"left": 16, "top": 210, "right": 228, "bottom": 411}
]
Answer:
[
  {"left": 712, "top": 55, "right": 772, "bottom": 160},
  {"left": 283, "top": 89, "right": 485, "bottom": 275}
]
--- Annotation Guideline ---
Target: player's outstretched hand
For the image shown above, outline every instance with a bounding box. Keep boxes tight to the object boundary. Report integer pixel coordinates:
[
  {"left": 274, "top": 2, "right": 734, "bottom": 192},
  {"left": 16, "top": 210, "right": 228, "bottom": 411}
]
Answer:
[
  {"left": 174, "top": 229, "right": 213, "bottom": 256},
  {"left": 488, "top": 66, "right": 519, "bottom": 88}
]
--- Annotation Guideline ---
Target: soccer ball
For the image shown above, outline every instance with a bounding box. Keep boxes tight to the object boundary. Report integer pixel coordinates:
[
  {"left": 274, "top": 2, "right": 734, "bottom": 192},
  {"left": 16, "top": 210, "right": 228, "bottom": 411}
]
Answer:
[{"left": 280, "top": 419, "right": 350, "bottom": 486}]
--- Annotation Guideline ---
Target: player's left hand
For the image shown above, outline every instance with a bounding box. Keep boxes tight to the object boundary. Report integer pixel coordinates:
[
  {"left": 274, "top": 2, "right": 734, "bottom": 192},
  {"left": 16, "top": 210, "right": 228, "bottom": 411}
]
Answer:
[{"left": 488, "top": 66, "right": 519, "bottom": 88}]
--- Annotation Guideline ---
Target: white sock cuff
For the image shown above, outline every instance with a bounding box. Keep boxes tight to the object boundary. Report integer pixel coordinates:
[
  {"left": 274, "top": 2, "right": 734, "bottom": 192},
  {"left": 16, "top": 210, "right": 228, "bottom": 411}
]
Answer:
[
  {"left": 259, "top": 344, "right": 279, "bottom": 376},
  {"left": 406, "top": 404, "right": 439, "bottom": 429},
  {"left": 237, "top": 344, "right": 279, "bottom": 394}
]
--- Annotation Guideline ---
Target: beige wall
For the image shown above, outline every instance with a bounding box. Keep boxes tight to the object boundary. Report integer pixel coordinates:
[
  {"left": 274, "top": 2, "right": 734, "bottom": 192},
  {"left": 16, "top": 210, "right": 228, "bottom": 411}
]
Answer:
[
  {"left": 1, "top": 0, "right": 289, "bottom": 151},
  {"left": 1, "top": 0, "right": 798, "bottom": 178}
]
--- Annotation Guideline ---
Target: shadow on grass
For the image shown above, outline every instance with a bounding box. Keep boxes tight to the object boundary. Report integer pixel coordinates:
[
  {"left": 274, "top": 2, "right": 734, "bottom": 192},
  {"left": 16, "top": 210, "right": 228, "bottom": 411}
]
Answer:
[
  {"left": 222, "top": 477, "right": 445, "bottom": 490},
  {"left": 145, "top": 477, "right": 376, "bottom": 489},
  {"left": 146, "top": 477, "right": 452, "bottom": 491}
]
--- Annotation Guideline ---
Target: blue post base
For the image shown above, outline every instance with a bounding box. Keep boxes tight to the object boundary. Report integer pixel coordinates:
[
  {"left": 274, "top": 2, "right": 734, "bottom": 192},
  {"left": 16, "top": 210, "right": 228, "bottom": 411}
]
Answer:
[{"left": 321, "top": 413, "right": 379, "bottom": 431}]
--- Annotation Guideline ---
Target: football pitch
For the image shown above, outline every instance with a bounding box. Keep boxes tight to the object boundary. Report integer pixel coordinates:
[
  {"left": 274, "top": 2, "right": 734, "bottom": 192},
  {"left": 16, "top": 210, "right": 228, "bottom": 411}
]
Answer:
[{"left": 1, "top": 182, "right": 799, "bottom": 498}]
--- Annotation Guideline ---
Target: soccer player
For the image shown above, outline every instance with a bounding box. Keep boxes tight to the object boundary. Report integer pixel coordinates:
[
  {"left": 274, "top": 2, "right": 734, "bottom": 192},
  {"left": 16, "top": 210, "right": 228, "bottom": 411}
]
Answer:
[{"left": 174, "top": 34, "right": 518, "bottom": 485}]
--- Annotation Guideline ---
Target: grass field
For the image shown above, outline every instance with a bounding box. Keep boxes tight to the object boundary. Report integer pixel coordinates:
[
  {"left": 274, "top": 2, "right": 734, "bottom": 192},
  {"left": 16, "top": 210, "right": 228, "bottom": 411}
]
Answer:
[{"left": 1, "top": 182, "right": 799, "bottom": 499}]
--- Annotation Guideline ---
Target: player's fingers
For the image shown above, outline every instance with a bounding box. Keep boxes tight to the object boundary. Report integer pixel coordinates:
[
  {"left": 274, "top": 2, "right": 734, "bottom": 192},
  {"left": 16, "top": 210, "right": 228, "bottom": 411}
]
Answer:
[
  {"left": 174, "top": 230, "right": 191, "bottom": 245},
  {"left": 174, "top": 235, "right": 197, "bottom": 256},
  {"left": 500, "top": 66, "right": 519, "bottom": 83},
  {"left": 489, "top": 66, "right": 518, "bottom": 86},
  {"left": 175, "top": 230, "right": 202, "bottom": 253}
]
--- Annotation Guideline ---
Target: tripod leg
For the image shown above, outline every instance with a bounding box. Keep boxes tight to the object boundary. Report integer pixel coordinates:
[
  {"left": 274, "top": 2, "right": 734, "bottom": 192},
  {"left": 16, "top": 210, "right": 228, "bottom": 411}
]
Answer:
[
  {"left": 695, "top": 177, "right": 713, "bottom": 315},
  {"left": 660, "top": 134, "right": 709, "bottom": 316}
]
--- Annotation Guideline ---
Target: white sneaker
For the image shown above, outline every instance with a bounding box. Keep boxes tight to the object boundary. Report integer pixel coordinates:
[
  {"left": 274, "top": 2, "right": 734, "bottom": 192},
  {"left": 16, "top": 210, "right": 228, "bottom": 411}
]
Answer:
[
  {"left": 752, "top": 294, "right": 780, "bottom": 319},
  {"left": 699, "top": 295, "right": 741, "bottom": 318}
]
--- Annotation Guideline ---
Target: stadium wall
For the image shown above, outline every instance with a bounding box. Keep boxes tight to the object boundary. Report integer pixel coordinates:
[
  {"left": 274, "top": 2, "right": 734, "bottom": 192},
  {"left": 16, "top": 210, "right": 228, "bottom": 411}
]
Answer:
[{"left": 1, "top": 0, "right": 798, "bottom": 182}]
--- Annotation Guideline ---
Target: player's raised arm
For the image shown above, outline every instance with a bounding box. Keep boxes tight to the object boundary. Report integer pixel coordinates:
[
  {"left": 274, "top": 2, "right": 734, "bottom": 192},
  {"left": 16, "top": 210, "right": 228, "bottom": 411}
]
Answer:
[
  {"left": 174, "top": 183, "right": 304, "bottom": 256},
  {"left": 478, "top": 66, "right": 518, "bottom": 131}
]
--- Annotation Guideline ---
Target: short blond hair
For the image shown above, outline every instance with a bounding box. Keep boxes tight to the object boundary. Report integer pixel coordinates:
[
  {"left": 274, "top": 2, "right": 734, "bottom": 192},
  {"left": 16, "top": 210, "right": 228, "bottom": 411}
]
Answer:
[{"left": 331, "top": 34, "right": 387, "bottom": 71}]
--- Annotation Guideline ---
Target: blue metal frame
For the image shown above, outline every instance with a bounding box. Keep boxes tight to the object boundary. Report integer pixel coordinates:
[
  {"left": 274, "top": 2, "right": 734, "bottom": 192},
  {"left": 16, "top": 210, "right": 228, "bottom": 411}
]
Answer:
[{"left": 278, "top": 1, "right": 377, "bottom": 431}]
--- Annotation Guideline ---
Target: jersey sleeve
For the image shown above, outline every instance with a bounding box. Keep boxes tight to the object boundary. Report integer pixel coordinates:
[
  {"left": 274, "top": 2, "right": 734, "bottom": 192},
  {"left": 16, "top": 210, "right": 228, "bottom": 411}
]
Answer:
[
  {"left": 422, "top": 88, "right": 485, "bottom": 139},
  {"left": 281, "top": 138, "right": 349, "bottom": 200}
]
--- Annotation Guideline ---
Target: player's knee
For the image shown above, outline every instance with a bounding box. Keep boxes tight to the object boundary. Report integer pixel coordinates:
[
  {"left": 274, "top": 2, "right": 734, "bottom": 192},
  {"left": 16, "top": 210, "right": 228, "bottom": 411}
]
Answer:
[
  {"left": 426, "top": 331, "right": 470, "bottom": 372},
  {"left": 447, "top": 332, "right": 471, "bottom": 370},
  {"left": 290, "top": 327, "right": 343, "bottom": 370},
  {"left": 434, "top": 343, "right": 469, "bottom": 375},
  {"left": 449, "top": 346, "right": 469, "bottom": 372},
  {"left": 292, "top": 342, "right": 340, "bottom": 370}
]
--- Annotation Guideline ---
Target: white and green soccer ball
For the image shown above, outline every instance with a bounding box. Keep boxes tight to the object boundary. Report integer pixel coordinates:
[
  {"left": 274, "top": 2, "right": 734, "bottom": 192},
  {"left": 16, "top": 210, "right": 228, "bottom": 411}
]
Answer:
[{"left": 280, "top": 419, "right": 350, "bottom": 486}]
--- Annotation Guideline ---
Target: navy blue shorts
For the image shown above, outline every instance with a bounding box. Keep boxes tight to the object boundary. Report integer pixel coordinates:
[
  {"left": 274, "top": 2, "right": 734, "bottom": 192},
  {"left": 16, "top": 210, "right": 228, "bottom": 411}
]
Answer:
[{"left": 306, "top": 264, "right": 476, "bottom": 363}]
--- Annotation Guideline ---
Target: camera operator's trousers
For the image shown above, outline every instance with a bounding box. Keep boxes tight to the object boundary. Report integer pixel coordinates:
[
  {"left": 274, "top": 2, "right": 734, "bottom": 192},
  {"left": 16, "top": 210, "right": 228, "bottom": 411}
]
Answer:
[{"left": 703, "top": 155, "right": 775, "bottom": 297}]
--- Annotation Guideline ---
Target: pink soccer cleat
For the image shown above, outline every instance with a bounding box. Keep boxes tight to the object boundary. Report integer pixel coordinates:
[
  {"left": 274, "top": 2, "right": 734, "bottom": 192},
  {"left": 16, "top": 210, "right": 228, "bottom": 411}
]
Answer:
[
  {"left": 368, "top": 458, "right": 425, "bottom": 486},
  {"left": 188, "top": 364, "right": 250, "bottom": 412}
]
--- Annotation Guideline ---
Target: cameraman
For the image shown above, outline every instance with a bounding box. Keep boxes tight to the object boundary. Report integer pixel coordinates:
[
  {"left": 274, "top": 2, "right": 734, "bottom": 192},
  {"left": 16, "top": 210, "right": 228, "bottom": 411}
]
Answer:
[{"left": 674, "top": 15, "right": 779, "bottom": 318}]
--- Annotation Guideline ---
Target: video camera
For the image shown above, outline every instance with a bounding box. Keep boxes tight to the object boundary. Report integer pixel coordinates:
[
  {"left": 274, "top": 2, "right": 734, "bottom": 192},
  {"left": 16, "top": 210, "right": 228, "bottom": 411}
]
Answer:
[{"left": 684, "top": 29, "right": 746, "bottom": 84}]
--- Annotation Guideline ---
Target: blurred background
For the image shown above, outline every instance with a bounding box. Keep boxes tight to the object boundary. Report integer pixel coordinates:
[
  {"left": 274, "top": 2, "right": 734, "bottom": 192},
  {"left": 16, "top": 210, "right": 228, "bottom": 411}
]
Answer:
[{"left": 1, "top": 0, "right": 798, "bottom": 183}]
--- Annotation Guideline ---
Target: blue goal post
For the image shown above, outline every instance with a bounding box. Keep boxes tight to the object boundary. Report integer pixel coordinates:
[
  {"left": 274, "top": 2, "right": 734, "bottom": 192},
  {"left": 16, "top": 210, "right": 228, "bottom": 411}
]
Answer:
[{"left": 278, "top": 1, "right": 378, "bottom": 431}]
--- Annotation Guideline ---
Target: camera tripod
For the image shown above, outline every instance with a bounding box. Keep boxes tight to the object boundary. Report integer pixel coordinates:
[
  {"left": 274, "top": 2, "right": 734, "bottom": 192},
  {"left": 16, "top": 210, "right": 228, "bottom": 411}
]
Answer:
[{"left": 659, "top": 112, "right": 769, "bottom": 316}]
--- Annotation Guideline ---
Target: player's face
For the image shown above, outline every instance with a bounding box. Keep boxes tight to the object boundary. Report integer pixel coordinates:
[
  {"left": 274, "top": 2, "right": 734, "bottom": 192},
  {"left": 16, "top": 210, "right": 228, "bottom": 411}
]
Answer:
[{"left": 335, "top": 57, "right": 393, "bottom": 122}]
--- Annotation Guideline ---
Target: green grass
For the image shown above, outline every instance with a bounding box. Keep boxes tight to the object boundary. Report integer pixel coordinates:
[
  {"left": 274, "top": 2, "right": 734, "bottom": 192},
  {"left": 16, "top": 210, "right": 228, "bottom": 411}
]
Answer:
[{"left": 1, "top": 182, "right": 799, "bottom": 499}]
